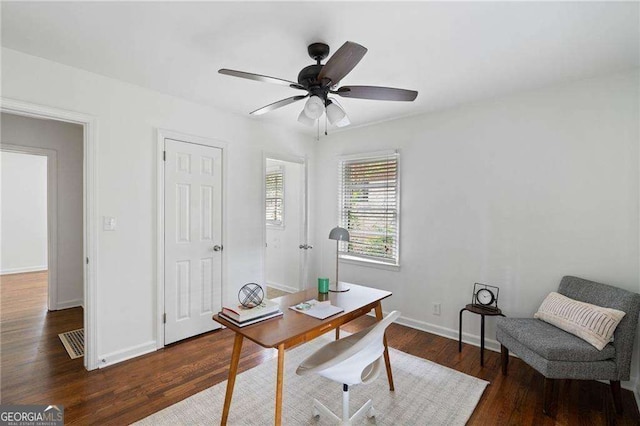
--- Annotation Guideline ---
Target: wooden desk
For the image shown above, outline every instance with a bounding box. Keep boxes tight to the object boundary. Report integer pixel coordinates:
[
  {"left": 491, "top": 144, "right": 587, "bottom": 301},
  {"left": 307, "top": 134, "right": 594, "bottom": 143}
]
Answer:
[{"left": 213, "top": 283, "right": 393, "bottom": 426}]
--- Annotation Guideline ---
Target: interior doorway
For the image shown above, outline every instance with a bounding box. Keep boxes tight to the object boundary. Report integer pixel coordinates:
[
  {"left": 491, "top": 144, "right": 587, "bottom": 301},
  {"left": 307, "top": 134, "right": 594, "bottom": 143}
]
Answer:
[
  {"left": 163, "top": 137, "right": 223, "bottom": 345},
  {"left": 1, "top": 151, "right": 48, "bottom": 276},
  {"left": 263, "top": 154, "right": 309, "bottom": 297},
  {"left": 156, "top": 129, "right": 227, "bottom": 348},
  {"left": 1, "top": 146, "right": 57, "bottom": 309},
  {"left": 0, "top": 109, "right": 93, "bottom": 375}
]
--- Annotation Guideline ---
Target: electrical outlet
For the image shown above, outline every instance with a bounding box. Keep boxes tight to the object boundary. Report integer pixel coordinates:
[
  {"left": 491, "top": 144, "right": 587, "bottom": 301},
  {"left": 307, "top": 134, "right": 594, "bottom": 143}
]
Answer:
[
  {"left": 103, "top": 216, "right": 117, "bottom": 231},
  {"left": 433, "top": 303, "right": 441, "bottom": 316}
]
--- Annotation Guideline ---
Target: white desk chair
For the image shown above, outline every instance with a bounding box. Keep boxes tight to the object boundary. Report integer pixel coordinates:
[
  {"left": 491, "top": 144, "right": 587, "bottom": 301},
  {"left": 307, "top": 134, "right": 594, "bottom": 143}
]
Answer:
[{"left": 296, "top": 311, "right": 400, "bottom": 425}]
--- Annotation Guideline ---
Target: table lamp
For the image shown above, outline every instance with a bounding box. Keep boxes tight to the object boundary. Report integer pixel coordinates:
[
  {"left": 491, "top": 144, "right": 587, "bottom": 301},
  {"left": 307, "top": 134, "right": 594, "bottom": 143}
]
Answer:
[{"left": 328, "top": 226, "right": 350, "bottom": 292}]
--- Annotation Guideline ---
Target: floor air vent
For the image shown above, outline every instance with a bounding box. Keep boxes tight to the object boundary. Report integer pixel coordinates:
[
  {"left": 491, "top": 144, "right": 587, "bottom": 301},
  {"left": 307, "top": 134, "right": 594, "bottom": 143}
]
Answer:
[{"left": 59, "top": 328, "right": 84, "bottom": 359}]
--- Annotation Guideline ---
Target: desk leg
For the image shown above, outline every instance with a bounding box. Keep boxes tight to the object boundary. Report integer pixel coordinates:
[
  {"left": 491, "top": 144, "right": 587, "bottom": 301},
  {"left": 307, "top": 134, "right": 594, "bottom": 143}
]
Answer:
[
  {"left": 375, "top": 302, "right": 395, "bottom": 391},
  {"left": 275, "top": 343, "right": 285, "bottom": 426},
  {"left": 335, "top": 327, "right": 340, "bottom": 340},
  {"left": 480, "top": 314, "right": 485, "bottom": 367},
  {"left": 221, "top": 333, "right": 244, "bottom": 426}
]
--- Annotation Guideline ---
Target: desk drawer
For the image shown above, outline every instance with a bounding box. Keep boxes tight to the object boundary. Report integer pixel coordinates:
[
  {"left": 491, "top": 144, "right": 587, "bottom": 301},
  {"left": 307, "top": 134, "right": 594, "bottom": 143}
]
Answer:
[{"left": 342, "top": 306, "right": 373, "bottom": 323}]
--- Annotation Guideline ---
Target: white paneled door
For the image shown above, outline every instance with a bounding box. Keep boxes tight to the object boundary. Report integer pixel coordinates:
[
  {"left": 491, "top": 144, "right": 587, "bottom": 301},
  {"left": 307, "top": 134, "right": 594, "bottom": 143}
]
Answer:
[{"left": 164, "top": 138, "right": 222, "bottom": 344}]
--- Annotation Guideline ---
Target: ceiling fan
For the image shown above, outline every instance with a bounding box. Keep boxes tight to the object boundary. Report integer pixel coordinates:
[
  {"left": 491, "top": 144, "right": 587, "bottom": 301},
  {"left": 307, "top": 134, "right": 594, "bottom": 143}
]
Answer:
[{"left": 219, "top": 41, "right": 418, "bottom": 128}]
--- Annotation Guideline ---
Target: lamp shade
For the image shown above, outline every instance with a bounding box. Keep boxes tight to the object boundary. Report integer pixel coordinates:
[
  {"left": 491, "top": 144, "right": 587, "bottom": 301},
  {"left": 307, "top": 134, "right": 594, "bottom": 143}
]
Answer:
[
  {"left": 297, "top": 109, "right": 315, "bottom": 126},
  {"left": 326, "top": 100, "right": 346, "bottom": 125},
  {"left": 304, "top": 95, "right": 325, "bottom": 119},
  {"left": 328, "top": 226, "right": 350, "bottom": 241}
]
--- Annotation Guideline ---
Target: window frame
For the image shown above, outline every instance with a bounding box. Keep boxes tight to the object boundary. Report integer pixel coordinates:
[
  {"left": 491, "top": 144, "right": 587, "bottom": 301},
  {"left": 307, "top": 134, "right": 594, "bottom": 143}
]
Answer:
[
  {"left": 265, "top": 165, "right": 285, "bottom": 228},
  {"left": 337, "top": 150, "right": 401, "bottom": 268}
]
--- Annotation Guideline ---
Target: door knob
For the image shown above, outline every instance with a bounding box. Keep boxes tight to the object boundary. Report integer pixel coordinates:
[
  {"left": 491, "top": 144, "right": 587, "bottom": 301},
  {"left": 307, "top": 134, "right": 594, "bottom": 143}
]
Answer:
[{"left": 213, "top": 245, "right": 223, "bottom": 252}]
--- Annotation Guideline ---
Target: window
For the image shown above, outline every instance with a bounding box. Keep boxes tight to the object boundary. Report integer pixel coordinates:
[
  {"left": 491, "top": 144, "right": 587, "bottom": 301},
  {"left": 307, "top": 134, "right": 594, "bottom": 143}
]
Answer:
[
  {"left": 338, "top": 151, "right": 400, "bottom": 266},
  {"left": 265, "top": 166, "right": 284, "bottom": 226}
]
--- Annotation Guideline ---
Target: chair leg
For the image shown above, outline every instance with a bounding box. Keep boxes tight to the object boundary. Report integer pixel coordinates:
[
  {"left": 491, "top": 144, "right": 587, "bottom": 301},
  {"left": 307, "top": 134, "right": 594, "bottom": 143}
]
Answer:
[
  {"left": 543, "top": 377, "right": 557, "bottom": 417},
  {"left": 500, "top": 345, "right": 509, "bottom": 375},
  {"left": 351, "top": 399, "right": 374, "bottom": 422},
  {"left": 610, "top": 380, "right": 623, "bottom": 414},
  {"left": 312, "top": 398, "right": 340, "bottom": 422},
  {"left": 342, "top": 384, "right": 350, "bottom": 423}
]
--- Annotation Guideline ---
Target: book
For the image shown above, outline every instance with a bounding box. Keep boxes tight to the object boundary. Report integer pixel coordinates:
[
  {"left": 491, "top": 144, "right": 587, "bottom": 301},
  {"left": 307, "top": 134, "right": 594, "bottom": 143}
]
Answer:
[
  {"left": 289, "top": 299, "right": 344, "bottom": 320},
  {"left": 222, "top": 298, "right": 281, "bottom": 322},
  {"left": 218, "top": 310, "right": 283, "bottom": 327}
]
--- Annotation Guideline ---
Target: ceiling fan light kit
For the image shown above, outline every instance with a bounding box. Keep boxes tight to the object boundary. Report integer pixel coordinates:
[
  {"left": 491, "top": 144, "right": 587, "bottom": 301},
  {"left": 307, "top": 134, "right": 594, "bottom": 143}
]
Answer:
[
  {"left": 326, "top": 100, "right": 346, "bottom": 125},
  {"left": 297, "top": 109, "right": 316, "bottom": 126},
  {"left": 334, "top": 115, "right": 351, "bottom": 128},
  {"left": 219, "top": 41, "right": 418, "bottom": 132},
  {"left": 303, "top": 95, "right": 325, "bottom": 119}
]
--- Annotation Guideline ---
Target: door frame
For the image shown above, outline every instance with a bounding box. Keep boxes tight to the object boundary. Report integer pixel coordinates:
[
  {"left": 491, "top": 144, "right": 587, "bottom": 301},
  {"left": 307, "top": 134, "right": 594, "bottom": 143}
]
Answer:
[
  {"left": 0, "top": 144, "right": 58, "bottom": 310},
  {"left": 155, "top": 128, "right": 227, "bottom": 349},
  {"left": 1, "top": 97, "right": 99, "bottom": 370},
  {"left": 262, "top": 152, "right": 309, "bottom": 292}
]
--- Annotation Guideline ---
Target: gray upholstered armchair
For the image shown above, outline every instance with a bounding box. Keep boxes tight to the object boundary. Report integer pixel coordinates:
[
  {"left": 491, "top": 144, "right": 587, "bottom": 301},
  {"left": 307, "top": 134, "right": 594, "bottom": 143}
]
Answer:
[{"left": 496, "top": 276, "right": 640, "bottom": 415}]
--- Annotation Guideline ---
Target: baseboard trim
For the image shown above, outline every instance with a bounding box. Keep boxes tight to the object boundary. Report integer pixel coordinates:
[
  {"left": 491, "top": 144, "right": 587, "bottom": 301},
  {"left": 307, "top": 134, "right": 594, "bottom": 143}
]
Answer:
[
  {"left": 98, "top": 341, "right": 156, "bottom": 369},
  {"left": 266, "top": 281, "right": 298, "bottom": 294},
  {"left": 0, "top": 266, "right": 48, "bottom": 275},
  {"left": 393, "top": 313, "right": 502, "bottom": 353},
  {"left": 54, "top": 299, "right": 83, "bottom": 310},
  {"left": 382, "top": 312, "right": 639, "bottom": 393}
]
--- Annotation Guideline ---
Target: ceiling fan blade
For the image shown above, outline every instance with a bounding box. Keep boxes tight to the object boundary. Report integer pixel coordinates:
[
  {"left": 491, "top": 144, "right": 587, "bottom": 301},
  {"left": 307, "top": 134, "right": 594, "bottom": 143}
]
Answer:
[
  {"left": 317, "top": 41, "right": 367, "bottom": 85},
  {"left": 250, "top": 95, "right": 308, "bottom": 115},
  {"left": 336, "top": 86, "right": 418, "bottom": 101},
  {"left": 219, "top": 69, "right": 304, "bottom": 89}
]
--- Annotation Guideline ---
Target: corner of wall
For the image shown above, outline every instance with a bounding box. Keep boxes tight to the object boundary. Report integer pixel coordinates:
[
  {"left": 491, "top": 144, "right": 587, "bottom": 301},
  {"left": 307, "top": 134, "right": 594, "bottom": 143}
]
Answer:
[
  {"left": 55, "top": 298, "right": 83, "bottom": 310},
  {"left": 381, "top": 311, "right": 503, "bottom": 353}
]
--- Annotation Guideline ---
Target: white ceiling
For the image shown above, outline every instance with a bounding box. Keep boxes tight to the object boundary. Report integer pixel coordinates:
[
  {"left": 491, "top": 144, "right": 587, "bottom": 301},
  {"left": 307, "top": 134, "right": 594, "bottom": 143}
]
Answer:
[{"left": 2, "top": 2, "right": 638, "bottom": 135}]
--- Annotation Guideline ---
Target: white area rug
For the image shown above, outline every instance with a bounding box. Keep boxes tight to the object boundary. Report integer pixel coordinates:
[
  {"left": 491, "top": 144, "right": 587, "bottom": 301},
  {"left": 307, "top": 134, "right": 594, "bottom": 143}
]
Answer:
[{"left": 135, "top": 336, "right": 488, "bottom": 425}]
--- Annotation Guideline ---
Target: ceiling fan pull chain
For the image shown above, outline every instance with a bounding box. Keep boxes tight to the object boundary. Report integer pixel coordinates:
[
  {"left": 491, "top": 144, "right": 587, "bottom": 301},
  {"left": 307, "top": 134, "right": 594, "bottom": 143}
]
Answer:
[{"left": 325, "top": 113, "right": 328, "bottom": 136}]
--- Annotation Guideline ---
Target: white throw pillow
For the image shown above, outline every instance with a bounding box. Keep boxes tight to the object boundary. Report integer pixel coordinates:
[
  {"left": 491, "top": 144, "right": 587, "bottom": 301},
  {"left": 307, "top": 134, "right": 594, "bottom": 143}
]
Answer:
[{"left": 534, "top": 292, "right": 625, "bottom": 350}]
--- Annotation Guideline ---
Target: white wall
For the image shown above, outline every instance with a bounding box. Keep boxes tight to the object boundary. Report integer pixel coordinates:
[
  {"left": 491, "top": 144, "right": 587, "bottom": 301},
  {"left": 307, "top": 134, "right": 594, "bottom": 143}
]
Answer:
[
  {"left": 313, "top": 71, "right": 639, "bottom": 386},
  {"left": 1, "top": 47, "right": 315, "bottom": 366},
  {"left": 4, "top": 44, "right": 638, "bottom": 387},
  {"left": 1, "top": 115, "right": 85, "bottom": 309},
  {"left": 0, "top": 151, "right": 48, "bottom": 274},
  {"left": 265, "top": 158, "right": 303, "bottom": 292}
]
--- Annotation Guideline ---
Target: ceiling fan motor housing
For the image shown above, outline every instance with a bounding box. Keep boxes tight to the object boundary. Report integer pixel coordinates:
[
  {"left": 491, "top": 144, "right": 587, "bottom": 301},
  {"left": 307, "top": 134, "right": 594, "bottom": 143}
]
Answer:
[
  {"left": 297, "top": 64, "right": 324, "bottom": 88},
  {"left": 298, "top": 43, "right": 332, "bottom": 96}
]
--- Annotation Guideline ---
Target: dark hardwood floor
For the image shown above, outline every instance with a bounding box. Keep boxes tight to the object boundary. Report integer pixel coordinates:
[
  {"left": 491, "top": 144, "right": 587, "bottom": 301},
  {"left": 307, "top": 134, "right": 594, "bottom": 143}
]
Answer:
[{"left": 2, "top": 271, "right": 638, "bottom": 424}]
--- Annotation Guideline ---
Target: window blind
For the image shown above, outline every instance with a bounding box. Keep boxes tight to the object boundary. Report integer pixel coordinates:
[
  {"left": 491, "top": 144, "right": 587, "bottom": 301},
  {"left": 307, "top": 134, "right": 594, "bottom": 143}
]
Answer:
[
  {"left": 338, "top": 152, "right": 399, "bottom": 265},
  {"left": 265, "top": 168, "right": 284, "bottom": 225}
]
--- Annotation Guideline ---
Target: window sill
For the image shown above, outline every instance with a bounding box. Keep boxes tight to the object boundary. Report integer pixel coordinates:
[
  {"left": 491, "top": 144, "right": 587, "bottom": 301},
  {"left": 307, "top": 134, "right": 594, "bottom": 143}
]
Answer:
[{"left": 339, "top": 255, "right": 400, "bottom": 272}]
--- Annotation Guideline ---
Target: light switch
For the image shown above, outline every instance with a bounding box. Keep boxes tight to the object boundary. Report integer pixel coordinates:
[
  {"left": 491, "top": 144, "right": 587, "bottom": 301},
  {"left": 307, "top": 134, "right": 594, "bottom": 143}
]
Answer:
[{"left": 103, "top": 216, "right": 117, "bottom": 231}]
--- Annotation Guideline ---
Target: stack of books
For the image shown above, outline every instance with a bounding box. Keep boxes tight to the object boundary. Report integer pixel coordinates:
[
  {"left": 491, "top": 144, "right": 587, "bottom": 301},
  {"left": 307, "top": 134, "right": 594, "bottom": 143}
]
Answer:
[{"left": 219, "top": 299, "right": 283, "bottom": 327}]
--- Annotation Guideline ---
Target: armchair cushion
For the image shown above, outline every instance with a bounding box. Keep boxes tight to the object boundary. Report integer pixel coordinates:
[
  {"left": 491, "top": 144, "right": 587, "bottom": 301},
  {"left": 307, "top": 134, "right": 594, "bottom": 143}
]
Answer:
[
  {"left": 497, "top": 318, "right": 615, "bottom": 362},
  {"left": 534, "top": 292, "right": 625, "bottom": 350}
]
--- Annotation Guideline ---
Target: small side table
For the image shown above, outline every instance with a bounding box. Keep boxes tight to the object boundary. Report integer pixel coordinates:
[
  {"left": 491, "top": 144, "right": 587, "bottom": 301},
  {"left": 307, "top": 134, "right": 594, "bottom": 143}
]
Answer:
[{"left": 459, "top": 304, "right": 505, "bottom": 366}]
